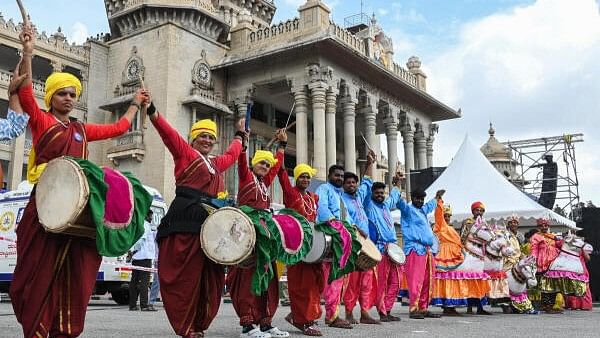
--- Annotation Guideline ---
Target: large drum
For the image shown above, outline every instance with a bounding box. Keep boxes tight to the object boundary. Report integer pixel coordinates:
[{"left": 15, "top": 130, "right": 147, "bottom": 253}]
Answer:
[
  {"left": 302, "top": 222, "right": 332, "bottom": 263},
  {"left": 200, "top": 207, "right": 256, "bottom": 265},
  {"left": 355, "top": 232, "right": 382, "bottom": 271},
  {"left": 36, "top": 157, "right": 95, "bottom": 238}
]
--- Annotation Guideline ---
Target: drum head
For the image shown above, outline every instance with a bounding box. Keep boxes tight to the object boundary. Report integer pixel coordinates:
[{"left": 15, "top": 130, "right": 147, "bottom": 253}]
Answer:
[
  {"left": 387, "top": 243, "right": 405, "bottom": 265},
  {"left": 303, "top": 224, "right": 328, "bottom": 263},
  {"left": 200, "top": 207, "right": 256, "bottom": 265},
  {"left": 36, "top": 157, "right": 89, "bottom": 231}
]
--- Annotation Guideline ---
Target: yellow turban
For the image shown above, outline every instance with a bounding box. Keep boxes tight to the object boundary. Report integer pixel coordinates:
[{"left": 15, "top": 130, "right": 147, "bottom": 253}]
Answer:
[
  {"left": 293, "top": 163, "right": 317, "bottom": 181},
  {"left": 189, "top": 119, "right": 217, "bottom": 141},
  {"left": 44, "top": 72, "right": 82, "bottom": 109},
  {"left": 251, "top": 150, "right": 277, "bottom": 167},
  {"left": 443, "top": 204, "right": 452, "bottom": 215}
]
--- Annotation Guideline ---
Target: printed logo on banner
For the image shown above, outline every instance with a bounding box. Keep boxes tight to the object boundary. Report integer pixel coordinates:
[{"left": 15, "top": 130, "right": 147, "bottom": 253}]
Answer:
[
  {"left": 16, "top": 207, "right": 25, "bottom": 224},
  {"left": 0, "top": 211, "right": 15, "bottom": 232}
]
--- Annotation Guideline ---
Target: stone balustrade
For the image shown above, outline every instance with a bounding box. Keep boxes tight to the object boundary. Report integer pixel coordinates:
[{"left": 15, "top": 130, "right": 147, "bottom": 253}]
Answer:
[
  {"left": 392, "top": 62, "right": 418, "bottom": 87},
  {"left": 0, "top": 68, "right": 46, "bottom": 96},
  {"left": 248, "top": 18, "right": 301, "bottom": 45},
  {"left": 329, "top": 22, "right": 366, "bottom": 55},
  {"left": 0, "top": 15, "right": 88, "bottom": 61}
]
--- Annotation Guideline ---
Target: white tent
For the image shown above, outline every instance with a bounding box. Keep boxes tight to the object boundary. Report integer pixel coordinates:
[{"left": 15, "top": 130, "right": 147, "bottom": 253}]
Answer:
[{"left": 424, "top": 135, "right": 577, "bottom": 229}]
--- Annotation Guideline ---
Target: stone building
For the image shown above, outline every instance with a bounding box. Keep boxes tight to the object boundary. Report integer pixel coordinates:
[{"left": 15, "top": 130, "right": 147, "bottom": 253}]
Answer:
[
  {"left": 0, "top": 0, "right": 459, "bottom": 203},
  {"left": 480, "top": 123, "right": 527, "bottom": 188}
]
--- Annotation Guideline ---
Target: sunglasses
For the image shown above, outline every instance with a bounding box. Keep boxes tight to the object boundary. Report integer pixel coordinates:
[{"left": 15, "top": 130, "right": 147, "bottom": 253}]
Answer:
[{"left": 259, "top": 161, "right": 271, "bottom": 168}]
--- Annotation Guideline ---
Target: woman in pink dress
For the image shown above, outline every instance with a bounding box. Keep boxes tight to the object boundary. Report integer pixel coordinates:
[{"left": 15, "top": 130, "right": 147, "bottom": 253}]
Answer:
[{"left": 564, "top": 245, "right": 593, "bottom": 310}]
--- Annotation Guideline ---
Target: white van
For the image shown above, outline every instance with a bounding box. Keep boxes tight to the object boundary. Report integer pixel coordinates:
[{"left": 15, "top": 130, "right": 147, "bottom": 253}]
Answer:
[{"left": 0, "top": 182, "right": 167, "bottom": 305}]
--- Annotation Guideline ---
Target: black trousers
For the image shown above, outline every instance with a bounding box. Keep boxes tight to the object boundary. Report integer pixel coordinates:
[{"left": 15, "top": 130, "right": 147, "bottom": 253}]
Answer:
[{"left": 129, "top": 259, "right": 152, "bottom": 308}]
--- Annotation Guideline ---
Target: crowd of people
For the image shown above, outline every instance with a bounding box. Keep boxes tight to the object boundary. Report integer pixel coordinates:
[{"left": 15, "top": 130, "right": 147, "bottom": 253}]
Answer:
[{"left": 4, "top": 21, "right": 593, "bottom": 338}]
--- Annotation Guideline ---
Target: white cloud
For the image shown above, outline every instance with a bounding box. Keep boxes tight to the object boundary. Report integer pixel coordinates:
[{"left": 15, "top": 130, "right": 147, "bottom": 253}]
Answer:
[
  {"left": 420, "top": 0, "right": 600, "bottom": 203},
  {"left": 68, "top": 22, "right": 89, "bottom": 45},
  {"left": 389, "top": 3, "right": 426, "bottom": 24},
  {"left": 378, "top": 9, "right": 389, "bottom": 17}
]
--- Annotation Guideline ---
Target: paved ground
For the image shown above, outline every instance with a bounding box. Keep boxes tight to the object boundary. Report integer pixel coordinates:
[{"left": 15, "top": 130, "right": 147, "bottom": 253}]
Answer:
[{"left": 1, "top": 298, "right": 599, "bottom": 337}]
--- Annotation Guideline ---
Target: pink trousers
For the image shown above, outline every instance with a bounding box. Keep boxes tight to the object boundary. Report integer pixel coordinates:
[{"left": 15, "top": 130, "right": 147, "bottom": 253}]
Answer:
[
  {"left": 322, "top": 262, "right": 345, "bottom": 321},
  {"left": 405, "top": 251, "right": 434, "bottom": 312},
  {"left": 376, "top": 254, "right": 402, "bottom": 314},
  {"left": 343, "top": 269, "right": 376, "bottom": 313}
]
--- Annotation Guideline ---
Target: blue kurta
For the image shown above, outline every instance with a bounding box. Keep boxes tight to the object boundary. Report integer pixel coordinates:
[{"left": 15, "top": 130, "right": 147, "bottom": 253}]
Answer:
[
  {"left": 316, "top": 182, "right": 353, "bottom": 224},
  {"left": 364, "top": 187, "right": 402, "bottom": 253},
  {"left": 398, "top": 197, "right": 437, "bottom": 256},
  {"left": 342, "top": 176, "right": 372, "bottom": 234}
]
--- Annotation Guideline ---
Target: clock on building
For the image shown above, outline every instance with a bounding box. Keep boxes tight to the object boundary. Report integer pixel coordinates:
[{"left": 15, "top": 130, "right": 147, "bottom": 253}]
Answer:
[
  {"left": 194, "top": 62, "right": 211, "bottom": 86},
  {"left": 126, "top": 59, "right": 141, "bottom": 81}
]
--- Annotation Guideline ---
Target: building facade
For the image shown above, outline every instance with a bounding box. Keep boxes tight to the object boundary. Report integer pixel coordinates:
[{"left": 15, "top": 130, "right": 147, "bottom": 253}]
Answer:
[{"left": 0, "top": 0, "right": 459, "bottom": 203}]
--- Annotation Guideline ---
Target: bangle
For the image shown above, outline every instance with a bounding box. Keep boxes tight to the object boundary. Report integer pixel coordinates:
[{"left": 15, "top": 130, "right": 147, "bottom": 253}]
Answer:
[
  {"left": 278, "top": 141, "right": 287, "bottom": 149},
  {"left": 234, "top": 130, "right": 246, "bottom": 139},
  {"left": 22, "top": 52, "right": 32, "bottom": 57}
]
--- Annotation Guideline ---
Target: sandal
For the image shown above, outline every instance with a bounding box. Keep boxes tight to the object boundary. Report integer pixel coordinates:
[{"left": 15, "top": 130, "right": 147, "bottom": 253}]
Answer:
[
  {"left": 327, "top": 318, "right": 353, "bottom": 329},
  {"left": 285, "top": 313, "right": 304, "bottom": 332},
  {"left": 302, "top": 323, "right": 323, "bottom": 336}
]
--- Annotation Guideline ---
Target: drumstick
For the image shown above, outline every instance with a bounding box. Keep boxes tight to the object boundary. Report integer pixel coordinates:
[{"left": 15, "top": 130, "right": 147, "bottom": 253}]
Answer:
[
  {"left": 16, "top": 0, "right": 30, "bottom": 27},
  {"left": 284, "top": 101, "right": 295, "bottom": 129},
  {"left": 138, "top": 74, "right": 148, "bottom": 129},
  {"left": 360, "top": 132, "right": 374, "bottom": 152},
  {"left": 264, "top": 121, "right": 297, "bottom": 149}
]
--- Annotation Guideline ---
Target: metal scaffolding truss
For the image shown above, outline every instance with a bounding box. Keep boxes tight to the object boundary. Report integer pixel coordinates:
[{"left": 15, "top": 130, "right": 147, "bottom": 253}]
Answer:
[{"left": 503, "top": 133, "right": 583, "bottom": 219}]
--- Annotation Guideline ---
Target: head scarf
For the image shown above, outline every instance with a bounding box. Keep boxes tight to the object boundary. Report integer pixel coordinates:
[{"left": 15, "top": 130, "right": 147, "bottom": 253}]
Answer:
[
  {"left": 189, "top": 119, "right": 217, "bottom": 141},
  {"left": 507, "top": 214, "right": 520, "bottom": 224},
  {"left": 294, "top": 163, "right": 317, "bottom": 181},
  {"left": 536, "top": 218, "right": 550, "bottom": 227},
  {"left": 251, "top": 150, "right": 277, "bottom": 167},
  {"left": 471, "top": 201, "right": 486, "bottom": 211},
  {"left": 443, "top": 204, "right": 452, "bottom": 215},
  {"left": 44, "top": 72, "right": 82, "bottom": 109}
]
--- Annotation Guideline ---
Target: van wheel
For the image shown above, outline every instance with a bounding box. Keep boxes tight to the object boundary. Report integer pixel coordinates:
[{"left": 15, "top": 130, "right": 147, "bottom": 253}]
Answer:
[{"left": 110, "top": 288, "right": 129, "bottom": 305}]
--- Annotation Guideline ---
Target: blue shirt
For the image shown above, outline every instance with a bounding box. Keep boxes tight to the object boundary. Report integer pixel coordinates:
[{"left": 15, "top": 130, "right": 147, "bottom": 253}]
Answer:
[
  {"left": 1, "top": 109, "right": 29, "bottom": 141},
  {"left": 342, "top": 176, "right": 372, "bottom": 234},
  {"left": 316, "top": 182, "right": 353, "bottom": 224},
  {"left": 398, "top": 197, "right": 437, "bottom": 256},
  {"left": 364, "top": 187, "right": 402, "bottom": 253},
  {"left": 132, "top": 221, "right": 157, "bottom": 260}
]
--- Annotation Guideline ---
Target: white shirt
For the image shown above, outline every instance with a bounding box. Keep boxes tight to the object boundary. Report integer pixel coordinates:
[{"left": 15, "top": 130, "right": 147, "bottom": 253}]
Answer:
[{"left": 132, "top": 221, "right": 157, "bottom": 260}]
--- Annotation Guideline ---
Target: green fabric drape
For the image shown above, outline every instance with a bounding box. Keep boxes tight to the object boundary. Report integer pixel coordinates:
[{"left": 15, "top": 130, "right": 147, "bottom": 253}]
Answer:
[
  {"left": 315, "top": 220, "right": 361, "bottom": 283},
  {"left": 71, "top": 158, "right": 152, "bottom": 257}
]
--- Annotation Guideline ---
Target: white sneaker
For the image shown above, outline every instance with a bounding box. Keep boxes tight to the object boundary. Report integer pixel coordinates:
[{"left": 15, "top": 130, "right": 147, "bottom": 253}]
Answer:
[
  {"left": 264, "top": 327, "right": 289, "bottom": 338},
  {"left": 240, "top": 327, "right": 271, "bottom": 338}
]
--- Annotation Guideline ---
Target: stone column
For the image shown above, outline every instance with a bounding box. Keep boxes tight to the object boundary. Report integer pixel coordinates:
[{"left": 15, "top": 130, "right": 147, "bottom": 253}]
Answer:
[
  {"left": 426, "top": 123, "right": 438, "bottom": 168},
  {"left": 293, "top": 87, "right": 309, "bottom": 164},
  {"left": 309, "top": 82, "right": 327, "bottom": 180},
  {"left": 426, "top": 138, "right": 434, "bottom": 168},
  {"left": 401, "top": 126, "right": 414, "bottom": 199},
  {"left": 342, "top": 95, "right": 358, "bottom": 174},
  {"left": 414, "top": 129, "right": 427, "bottom": 170},
  {"left": 384, "top": 118, "right": 398, "bottom": 188},
  {"left": 363, "top": 105, "right": 378, "bottom": 157},
  {"left": 325, "top": 88, "right": 338, "bottom": 168}
]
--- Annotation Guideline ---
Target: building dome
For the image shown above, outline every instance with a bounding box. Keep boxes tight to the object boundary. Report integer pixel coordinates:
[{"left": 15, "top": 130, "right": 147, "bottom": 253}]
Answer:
[{"left": 481, "top": 123, "right": 511, "bottom": 160}]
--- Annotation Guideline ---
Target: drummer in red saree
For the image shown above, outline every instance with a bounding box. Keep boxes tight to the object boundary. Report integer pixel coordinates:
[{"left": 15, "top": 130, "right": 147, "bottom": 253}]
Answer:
[
  {"left": 276, "top": 163, "right": 324, "bottom": 336},
  {"left": 148, "top": 107, "right": 246, "bottom": 337},
  {"left": 227, "top": 132, "right": 287, "bottom": 338},
  {"left": 10, "top": 25, "right": 143, "bottom": 338}
]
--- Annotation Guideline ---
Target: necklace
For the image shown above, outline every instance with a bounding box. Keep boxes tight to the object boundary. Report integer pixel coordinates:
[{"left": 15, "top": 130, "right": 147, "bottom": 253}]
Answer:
[
  {"left": 195, "top": 150, "right": 216, "bottom": 175},
  {"left": 253, "top": 175, "right": 269, "bottom": 202},
  {"left": 300, "top": 191, "right": 315, "bottom": 216},
  {"left": 54, "top": 115, "right": 70, "bottom": 129}
]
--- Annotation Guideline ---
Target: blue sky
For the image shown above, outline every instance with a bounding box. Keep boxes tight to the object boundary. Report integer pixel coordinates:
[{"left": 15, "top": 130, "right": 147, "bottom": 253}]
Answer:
[{"left": 2, "top": 0, "right": 599, "bottom": 205}]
